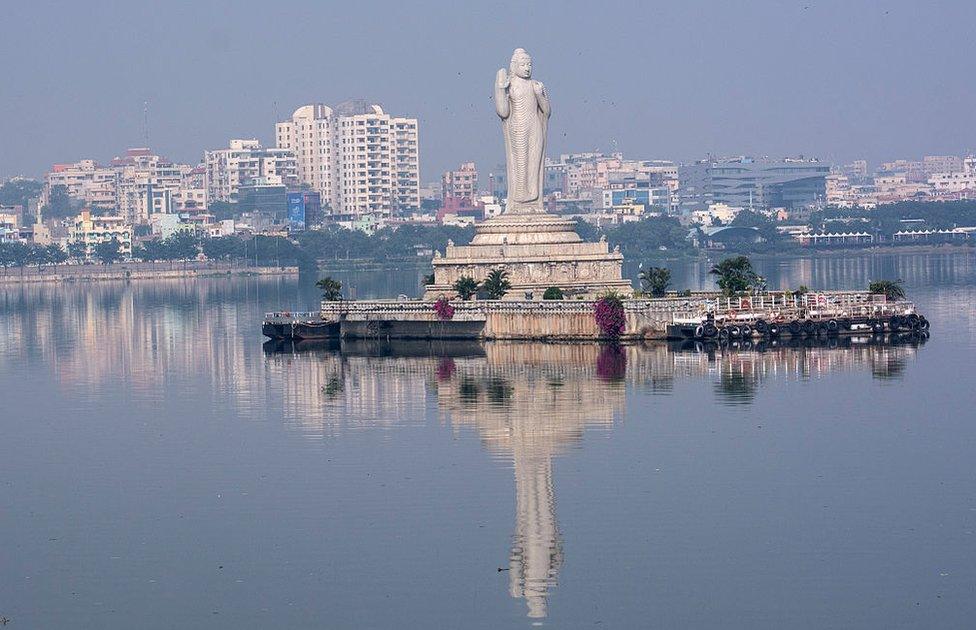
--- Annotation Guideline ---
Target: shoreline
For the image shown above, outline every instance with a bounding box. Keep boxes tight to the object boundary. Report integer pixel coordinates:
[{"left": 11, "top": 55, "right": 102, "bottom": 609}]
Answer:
[
  {"left": 725, "top": 243, "right": 975, "bottom": 259},
  {"left": 315, "top": 244, "right": 975, "bottom": 271},
  {"left": 0, "top": 262, "right": 298, "bottom": 285}
]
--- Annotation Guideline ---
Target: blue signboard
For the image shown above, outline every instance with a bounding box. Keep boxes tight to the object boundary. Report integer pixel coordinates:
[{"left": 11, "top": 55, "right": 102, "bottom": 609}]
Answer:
[{"left": 287, "top": 192, "right": 305, "bottom": 231}]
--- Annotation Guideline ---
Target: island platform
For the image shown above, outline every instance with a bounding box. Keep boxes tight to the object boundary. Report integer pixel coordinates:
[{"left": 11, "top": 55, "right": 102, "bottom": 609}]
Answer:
[{"left": 262, "top": 290, "right": 929, "bottom": 342}]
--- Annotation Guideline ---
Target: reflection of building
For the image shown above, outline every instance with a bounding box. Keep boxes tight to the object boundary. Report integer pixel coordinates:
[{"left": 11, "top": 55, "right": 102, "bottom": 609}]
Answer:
[
  {"left": 261, "top": 337, "right": 926, "bottom": 619},
  {"left": 0, "top": 285, "right": 933, "bottom": 621}
]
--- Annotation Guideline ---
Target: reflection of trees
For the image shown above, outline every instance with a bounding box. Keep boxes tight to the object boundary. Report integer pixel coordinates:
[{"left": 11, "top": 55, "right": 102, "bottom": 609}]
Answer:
[
  {"left": 321, "top": 374, "right": 344, "bottom": 399},
  {"left": 259, "top": 336, "right": 928, "bottom": 619},
  {"left": 485, "top": 377, "right": 514, "bottom": 406},
  {"left": 458, "top": 376, "right": 480, "bottom": 406},
  {"left": 715, "top": 367, "right": 758, "bottom": 404},
  {"left": 872, "top": 356, "right": 907, "bottom": 381}
]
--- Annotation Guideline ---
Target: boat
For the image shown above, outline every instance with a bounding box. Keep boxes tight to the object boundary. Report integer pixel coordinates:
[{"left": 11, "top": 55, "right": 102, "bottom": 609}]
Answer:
[
  {"left": 666, "top": 291, "right": 929, "bottom": 341},
  {"left": 261, "top": 311, "right": 340, "bottom": 340}
]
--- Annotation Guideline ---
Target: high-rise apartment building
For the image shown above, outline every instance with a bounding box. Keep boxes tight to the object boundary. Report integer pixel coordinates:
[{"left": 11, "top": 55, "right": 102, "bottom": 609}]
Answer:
[
  {"left": 276, "top": 100, "right": 420, "bottom": 222},
  {"left": 204, "top": 139, "right": 297, "bottom": 203},
  {"left": 442, "top": 162, "right": 478, "bottom": 202}
]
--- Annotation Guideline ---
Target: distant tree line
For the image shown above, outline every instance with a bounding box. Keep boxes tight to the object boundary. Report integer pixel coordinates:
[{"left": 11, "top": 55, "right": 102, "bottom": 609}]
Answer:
[
  {"left": 0, "top": 242, "right": 68, "bottom": 268},
  {"left": 813, "top": 200, "right": 976, "bottom": 234}
]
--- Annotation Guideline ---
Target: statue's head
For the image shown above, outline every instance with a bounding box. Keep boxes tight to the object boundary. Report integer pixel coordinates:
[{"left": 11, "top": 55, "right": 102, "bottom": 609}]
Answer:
[{"left": 510, "top": 48, "right": 532, "bottom": 79}]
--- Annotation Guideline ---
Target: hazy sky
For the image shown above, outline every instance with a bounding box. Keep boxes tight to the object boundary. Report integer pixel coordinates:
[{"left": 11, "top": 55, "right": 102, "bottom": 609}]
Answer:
[{"left": 2, "top": 0, "right": 974, "bottom": 181}]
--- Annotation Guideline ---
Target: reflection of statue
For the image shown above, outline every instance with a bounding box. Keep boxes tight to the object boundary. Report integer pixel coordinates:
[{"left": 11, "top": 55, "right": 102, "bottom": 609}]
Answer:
[
  {"left": 262, "top": 338, "right": 928, "bottom": 619},
  {"left": 495, "top": 48, "right": 551, "bottom": 213}
]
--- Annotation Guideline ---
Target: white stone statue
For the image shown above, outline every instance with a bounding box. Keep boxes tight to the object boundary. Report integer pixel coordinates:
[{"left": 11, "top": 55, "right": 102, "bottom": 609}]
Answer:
[{"left": 495, "top": 48, "right": 551, "bottom": 214}]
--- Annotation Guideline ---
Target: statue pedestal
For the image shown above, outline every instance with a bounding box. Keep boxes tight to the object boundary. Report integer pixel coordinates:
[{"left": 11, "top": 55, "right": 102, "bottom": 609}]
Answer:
[{"left": 424, "top": 212, "right": 633, "bottom": 300}]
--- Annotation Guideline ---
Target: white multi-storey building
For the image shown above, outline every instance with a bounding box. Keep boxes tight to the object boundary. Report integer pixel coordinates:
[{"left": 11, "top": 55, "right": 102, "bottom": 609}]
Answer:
[
  {"left": 275, "top": 104, "right": 333, "bottom": 201},
  {"left": 928, "top": 170, "right": 976, "bottom": 193},
  {"left": 46, "top": 159, "right": 117, "bottom": 208},
  {"left": 114, "top": 149, "right": 190, "bottom": 224},
  {"left": 45, "top": 148, "right": 196, "bottom": 224},
  {"left": 276, "top": 100, "right": 420, "bottom": 222},
  {"left": 204, "top": 139, "right": 298, "bottom": 203},
  {"left": 70, "top": 210, "right": 133, "bottom": 258}
]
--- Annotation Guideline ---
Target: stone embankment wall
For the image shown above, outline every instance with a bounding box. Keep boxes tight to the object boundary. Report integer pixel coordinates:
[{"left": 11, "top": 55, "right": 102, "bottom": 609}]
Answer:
[
  {"left": 0, "top": 262, "right": 298, "bottom": 284},
  {"left": 320, "top": 297, "right": 716, "bottom": 340}
]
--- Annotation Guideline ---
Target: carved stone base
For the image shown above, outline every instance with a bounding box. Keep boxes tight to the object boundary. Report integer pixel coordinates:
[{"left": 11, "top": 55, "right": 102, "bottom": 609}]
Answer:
[{"left": 423, "top": 213, "right": 633, "bottom": 300}]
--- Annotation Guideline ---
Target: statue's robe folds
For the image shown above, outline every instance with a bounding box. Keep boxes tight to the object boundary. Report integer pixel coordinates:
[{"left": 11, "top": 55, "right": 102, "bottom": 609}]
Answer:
[{"left": 502, "top": 78, "right": 548, "bottom": 212}]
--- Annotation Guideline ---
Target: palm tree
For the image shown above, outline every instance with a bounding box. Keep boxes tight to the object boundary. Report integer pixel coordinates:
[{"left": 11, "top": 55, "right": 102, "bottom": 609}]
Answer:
[
  {"left": 482, "top": 268, "right": 511, "bottom": 299},
  {"left": 453, "top": 275, "right": 479, "bottom": 300},
  {"left": 869, "top": 279, "right": 906, "bottom": 301},
  {"left": 708, "top": 256, "right": 758, "bottom": 296},
  {"left": 316, "top": 276, "right": 343, "bottom": 301},
  {"left": 639, "top": 265, "right": 671, "bottom": 297}
]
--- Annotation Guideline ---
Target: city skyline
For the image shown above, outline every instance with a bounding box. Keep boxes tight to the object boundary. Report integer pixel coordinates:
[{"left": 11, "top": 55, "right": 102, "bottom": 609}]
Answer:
[{"left": 2, "top": 0, "right": 975, "bottom": 181}]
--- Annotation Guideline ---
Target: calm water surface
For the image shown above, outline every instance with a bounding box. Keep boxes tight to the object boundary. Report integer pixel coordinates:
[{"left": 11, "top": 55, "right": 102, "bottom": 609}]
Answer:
[{"left": 2, "top": 251, "right": 976, "bottom": 629}]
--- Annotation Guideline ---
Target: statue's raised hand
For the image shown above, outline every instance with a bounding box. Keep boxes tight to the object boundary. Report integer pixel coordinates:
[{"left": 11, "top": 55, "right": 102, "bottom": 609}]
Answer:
[
  {"left": 496, "top": 68, "right": 510, "bottom": 90},
  {"left": 533, "top": 81, "right": 545, "bottom": 96}
]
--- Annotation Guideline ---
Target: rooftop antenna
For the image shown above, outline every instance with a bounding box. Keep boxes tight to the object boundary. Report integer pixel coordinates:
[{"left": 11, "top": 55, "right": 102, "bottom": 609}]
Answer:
[{"left": 143, "top": 100, "right": 150, "bottom": 148}]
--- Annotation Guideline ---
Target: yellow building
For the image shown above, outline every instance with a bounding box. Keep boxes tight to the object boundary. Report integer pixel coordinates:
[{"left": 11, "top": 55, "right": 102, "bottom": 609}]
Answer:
[{"left": 70, "top": 210, "right": 133, "bottom": 258}]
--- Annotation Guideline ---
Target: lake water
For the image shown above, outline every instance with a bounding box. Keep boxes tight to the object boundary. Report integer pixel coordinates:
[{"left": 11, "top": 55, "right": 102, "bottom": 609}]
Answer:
[{"left": 2, "top": 251, "right": 976, "bottom": 629}]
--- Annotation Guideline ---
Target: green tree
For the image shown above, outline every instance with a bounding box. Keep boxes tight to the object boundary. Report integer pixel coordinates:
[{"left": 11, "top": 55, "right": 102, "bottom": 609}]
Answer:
[
  {"left": 41, "top": 184, "right": 75, "bottom": 219},
  {"left": 93, "top": 238, "right": 123, "bottom": 264},
  {"left": 708, "top": 256, "right": 758, "bottom": 296},
  {"left": 869, "top": 279, "right": 906, "bottom": 301},
  {"left": 605, "top": 216, "right": 693, "bottom": 258},
  {"left": 0, "top": 178, "right": 44, "bottom": 209},
  {"left": 639, "top": 266, "right": 671, "bottom": 297},
  {"left": 133, "top": 239, "right": 168, "bottom": 261},
  {"left": 24, "top": 244, "right": 48, "bottom": 267},
  {"left": 0, "top": 242, "right": 32, "bottom": 267},
  {"left": 543, "top": 286, "right": 564, "bottom": 300},
  {"left": 166, "top": 232, "right": 200, "bottom": 260},
  {"left": 482, "top": 268, "right": 511, "bottom": 299},
  {"left": 44, "top": 243, "right": 68, "bottom": 265},
  {"left": 245, "top": 235, "right": 314, "bottom": 270},
  {"left": 453, "top": 275, "right": 479, "bottom": 300},
  {"left": 422, "top": 272, "right": 435, "bottom": 286},
  {"left": 201, "top": 235, "right": 245, "bottom": 260},
  {"left": 573, "top": 219, "right": 600, "bottom": 242},
  {"left": 67, "top": 240, "right": 87, "bottom": 261},
  {"left": 6, "top": 242, "right": 32, "bottom": 267},
  {"left": 316, "top": 276, "right": 343, "bottom": 301}
]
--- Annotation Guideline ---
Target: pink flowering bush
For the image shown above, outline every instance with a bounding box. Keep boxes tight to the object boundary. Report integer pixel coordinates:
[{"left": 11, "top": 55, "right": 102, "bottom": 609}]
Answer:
[
  {"left": 593, "top": 292, "right": 625, "bottom": 339},
  {"left": 434, "top": 296, "right": 455, "bottom": 320}
]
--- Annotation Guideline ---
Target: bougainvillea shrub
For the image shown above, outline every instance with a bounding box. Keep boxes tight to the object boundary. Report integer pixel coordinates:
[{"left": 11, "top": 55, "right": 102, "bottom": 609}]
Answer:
[
  {"left": 593, "top": 293, "right": 625, "bottom": 339},
  {"left": 434, "top": 296, "right": 455, "bottom": 321}
]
